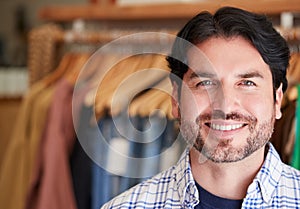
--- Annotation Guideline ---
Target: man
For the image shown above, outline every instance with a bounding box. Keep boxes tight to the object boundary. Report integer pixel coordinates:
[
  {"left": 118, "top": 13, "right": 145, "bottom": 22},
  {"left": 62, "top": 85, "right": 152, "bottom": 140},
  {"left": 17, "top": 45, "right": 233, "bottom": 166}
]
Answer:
[{"left": 102, "top": 6, "right": 300, "bottom": 208}]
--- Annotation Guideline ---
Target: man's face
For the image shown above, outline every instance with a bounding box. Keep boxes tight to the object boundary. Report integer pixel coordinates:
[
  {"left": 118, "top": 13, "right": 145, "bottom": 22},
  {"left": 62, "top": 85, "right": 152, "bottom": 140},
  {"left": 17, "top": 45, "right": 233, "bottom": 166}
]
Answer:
[{"left": 172, "top": 36, "right": 283, "bottom": 163}]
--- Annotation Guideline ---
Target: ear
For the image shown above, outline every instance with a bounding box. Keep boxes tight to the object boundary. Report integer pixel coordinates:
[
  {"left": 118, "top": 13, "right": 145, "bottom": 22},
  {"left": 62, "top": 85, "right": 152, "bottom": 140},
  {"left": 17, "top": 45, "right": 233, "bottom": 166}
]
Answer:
[
  {"left": 171, "top": 81, "right": 180, "bottom": 119},
  {"left": 275, "top": 84, "right": 283, "bottom": 119}
]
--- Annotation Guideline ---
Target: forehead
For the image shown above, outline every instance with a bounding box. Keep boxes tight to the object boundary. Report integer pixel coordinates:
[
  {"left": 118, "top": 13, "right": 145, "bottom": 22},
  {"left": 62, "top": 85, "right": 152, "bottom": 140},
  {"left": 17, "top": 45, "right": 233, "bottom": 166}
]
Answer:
[{"left": 185, "top": 36, "right": 271, "bottom": 79}]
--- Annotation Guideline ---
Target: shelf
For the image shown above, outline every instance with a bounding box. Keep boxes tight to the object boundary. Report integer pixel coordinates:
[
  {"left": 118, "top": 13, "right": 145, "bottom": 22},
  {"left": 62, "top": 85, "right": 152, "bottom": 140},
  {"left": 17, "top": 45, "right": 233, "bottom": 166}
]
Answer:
[{"left": 39, "top": 0, "right": 300, "bottom": 22}]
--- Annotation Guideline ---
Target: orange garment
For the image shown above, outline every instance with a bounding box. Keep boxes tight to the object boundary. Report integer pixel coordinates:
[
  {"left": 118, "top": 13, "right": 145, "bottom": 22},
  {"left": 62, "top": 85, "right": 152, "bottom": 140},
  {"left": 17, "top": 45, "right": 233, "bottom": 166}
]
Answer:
[
  {"left": 0, "top": 81, "right": 54, "bottom": 209},
  {"left": 25, "top": 78, "right": 77, "bottom": 209}
]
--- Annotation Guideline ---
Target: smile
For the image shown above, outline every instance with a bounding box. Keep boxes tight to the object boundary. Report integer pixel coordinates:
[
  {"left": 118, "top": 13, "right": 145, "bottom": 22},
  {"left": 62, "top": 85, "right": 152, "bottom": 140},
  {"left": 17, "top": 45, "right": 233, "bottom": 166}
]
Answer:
[{"left": 208, "top": 123, "right": 245, "bottom": 131}]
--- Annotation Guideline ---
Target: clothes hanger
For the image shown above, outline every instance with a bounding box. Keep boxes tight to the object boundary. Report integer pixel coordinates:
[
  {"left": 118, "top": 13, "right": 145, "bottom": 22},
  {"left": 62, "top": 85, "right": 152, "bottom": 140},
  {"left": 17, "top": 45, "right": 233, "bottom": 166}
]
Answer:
[
  {"left": 138, "top": 90, "right": 169, "bottom": 118},
  {"left": 83, "top": 53, "right": 124, "bottom": 111},
  {"left": 94, "top": 55, "right": 144, "bottom": 119},
  {"left": 129, "top": 77, "right": 172, "bottom": 117},
  {"left": 108, "top": 55, "right": 169, "bottom": 116},
  {"left": 64, "top": 53, "right": 91, "bottom": 85},
  {"left": 139, "top": 89, "right": 171, "bottom": 118},
  {"left": 41, "top": 53, "right": 74, "bottom": 87},
  {"left": 94, "top": 54, "right": 165, "bottom": 119}
]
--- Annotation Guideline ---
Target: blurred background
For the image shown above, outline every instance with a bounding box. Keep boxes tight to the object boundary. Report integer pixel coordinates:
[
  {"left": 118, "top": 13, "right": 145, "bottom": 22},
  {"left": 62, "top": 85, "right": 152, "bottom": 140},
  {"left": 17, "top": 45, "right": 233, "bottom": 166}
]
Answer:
[
  {"left": 0, "top": 1, "right": 300, "bottom": 209},
  {"left": 0, "top": 0, "right": 85, "bottom": 169}
]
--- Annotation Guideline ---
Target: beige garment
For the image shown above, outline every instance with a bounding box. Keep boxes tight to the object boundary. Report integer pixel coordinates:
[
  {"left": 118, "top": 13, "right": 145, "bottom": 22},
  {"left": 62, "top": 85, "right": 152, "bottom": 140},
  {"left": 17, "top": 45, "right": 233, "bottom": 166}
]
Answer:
[
  {"left": 0, "top": 81, "right": 54, "bottom": 209},
  {"left": 25, "top": 78, "right": 77, "bottom": 209}
]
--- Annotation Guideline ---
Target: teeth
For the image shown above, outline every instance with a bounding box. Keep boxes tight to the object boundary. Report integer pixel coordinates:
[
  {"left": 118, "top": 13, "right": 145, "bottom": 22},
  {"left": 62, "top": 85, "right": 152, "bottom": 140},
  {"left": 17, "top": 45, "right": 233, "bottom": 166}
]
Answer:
[{"left": 210, "top": 123, "right": 243, "bottom": 131}]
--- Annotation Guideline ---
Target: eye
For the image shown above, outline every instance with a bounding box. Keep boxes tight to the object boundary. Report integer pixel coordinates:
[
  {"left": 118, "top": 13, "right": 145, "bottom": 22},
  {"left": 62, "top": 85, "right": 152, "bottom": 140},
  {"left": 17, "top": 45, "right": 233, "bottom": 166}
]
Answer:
[
  {"left": 239, "top": 80, "right": 256, "bottom": 87},
  {"left": 197, "top": 80, "right": 215, "bottom": 87}
]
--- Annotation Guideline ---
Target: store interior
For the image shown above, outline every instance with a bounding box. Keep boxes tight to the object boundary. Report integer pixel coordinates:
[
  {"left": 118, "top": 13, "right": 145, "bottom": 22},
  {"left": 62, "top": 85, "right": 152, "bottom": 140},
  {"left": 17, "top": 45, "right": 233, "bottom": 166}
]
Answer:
[{"left": 1, "top": 0, "right": 300, "bottom": 209}]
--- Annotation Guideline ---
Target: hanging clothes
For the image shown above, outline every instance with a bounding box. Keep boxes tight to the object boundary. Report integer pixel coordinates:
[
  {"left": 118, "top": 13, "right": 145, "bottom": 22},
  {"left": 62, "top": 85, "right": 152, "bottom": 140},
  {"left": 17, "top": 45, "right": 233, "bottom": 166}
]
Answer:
[
  {"left": 291, "top": 84, "right": 300, "bottom": 169},
  {"left": 24, "top": 53, "right": 91, "bottom": 209},
  {"left": 25, "top": 78, "right": 77, "bottom": 209},
  {"left": 270, "top": 97, "right": 296, "bottom": 164},
  {"left": 270, "top": 52, "right": 300, "bottom": 167},
  {"left": 76, "top": 108, "right": 182, "bottom": 208},
  {"left": 0, "top": 81, "right": 54, "bottom": 209},
  {"left": 0, "top": 52, "right": 88, "bottom": 209},
  {"left": 70, "top": 82, "right": 96, "bottom": 209}
]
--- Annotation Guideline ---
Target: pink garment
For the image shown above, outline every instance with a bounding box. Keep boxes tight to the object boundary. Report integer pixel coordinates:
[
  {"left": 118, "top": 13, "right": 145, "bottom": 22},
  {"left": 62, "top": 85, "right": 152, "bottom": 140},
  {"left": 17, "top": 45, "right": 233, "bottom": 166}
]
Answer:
[
  {"left": 0, "top": 81, "right": 51, "bottom": 209},
  {"left": 26, "top": 78, "right": 77, "bottom": 209}
]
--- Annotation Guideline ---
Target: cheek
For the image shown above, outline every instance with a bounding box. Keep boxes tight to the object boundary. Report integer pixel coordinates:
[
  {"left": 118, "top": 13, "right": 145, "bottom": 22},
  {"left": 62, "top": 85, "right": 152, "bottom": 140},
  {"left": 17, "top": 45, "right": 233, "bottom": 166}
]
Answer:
[
  {"left": 240, "top": 93, "right": 275, "bottom": 120},
  {"left": 179, "top": 86, "right": 209, "bottom": 121}
]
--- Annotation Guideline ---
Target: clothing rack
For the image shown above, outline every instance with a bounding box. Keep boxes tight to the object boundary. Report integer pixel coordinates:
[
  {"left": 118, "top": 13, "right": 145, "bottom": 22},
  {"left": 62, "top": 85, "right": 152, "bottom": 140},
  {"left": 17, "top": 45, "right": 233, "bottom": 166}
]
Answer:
[
  {"left": 27, "top": 23, "right": 177, "bottom": 85},
  {"left": 4, "top": 7, "right": 299, "bottom": 209},
  {"left": 0, "top": 21, "right": 184, "bottom": 209}
]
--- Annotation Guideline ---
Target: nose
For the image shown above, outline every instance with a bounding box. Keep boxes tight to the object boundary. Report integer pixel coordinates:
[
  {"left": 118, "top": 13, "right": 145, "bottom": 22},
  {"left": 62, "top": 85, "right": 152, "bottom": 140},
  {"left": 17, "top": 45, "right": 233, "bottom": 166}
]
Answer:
[{"left": 210, "top": 83, "right": 239, "bottom": 114}]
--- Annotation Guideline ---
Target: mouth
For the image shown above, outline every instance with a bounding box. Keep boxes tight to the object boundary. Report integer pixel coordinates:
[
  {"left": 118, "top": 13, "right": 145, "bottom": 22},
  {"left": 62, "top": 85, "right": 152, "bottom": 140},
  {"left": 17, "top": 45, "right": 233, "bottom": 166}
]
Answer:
[{"left": 206, "top": 122, "right": 246, "bottom": 131}]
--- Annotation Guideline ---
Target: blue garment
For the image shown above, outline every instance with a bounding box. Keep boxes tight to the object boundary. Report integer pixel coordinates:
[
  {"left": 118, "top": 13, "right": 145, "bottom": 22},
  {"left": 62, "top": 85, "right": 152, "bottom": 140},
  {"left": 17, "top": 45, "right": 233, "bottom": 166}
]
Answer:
[
  {"left": 92, "top": 116, "right": 115, "bottom": 209},
  {"left": 138, "top": 115, "right": 165, "bottom": 179},
  {"left": 101, "top": 142, "right": 300, "bottom": 209},
  {"left": 70, "top": 137, "right": 92, "bottom": 209},
  {"left": 194, "top": 181, "right": 242, "bottom": 209},
  {"left": 74, "top": 105, "right": 115, "bottom": 209}
]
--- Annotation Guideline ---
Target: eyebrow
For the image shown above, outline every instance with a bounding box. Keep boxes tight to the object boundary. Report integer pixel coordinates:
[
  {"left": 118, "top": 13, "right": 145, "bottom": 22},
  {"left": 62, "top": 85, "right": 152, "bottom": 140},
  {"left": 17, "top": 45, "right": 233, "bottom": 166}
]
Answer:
[
  {"left": 189, "top": 71, "right": 216, "bottom": 80},
  {"left": 188, "top": 70, "right": 265, "bottom": 80},
  {"left": 236, "top": 71, "right": 264, "bottom": 79}
]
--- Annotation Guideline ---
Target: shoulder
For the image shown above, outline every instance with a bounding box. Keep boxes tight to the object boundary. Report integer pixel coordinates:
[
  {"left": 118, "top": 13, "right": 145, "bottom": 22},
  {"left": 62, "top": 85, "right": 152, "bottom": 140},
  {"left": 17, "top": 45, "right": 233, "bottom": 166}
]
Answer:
[
  {"left": 280, "top": 163, "right": 300, "bottom": 185},
  {"left": 268, "top": 143, "right": 300, "bottom": 184},
  {"left": 267, "top": 143, "right": 300, "bottom": 196},
  {"left": 101, "top": 148, "right": 192, "bottom": 209}
]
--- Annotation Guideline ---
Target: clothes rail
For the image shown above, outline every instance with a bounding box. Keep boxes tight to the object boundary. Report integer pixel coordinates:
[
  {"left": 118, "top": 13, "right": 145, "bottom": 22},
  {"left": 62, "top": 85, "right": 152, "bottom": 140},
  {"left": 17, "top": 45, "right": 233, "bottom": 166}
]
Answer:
[
  {"left": 56, "top": 29, "right": 177, "bottom": 44},
  {"left": 28, "top": 23, "right": 176, "bottom": 85}
]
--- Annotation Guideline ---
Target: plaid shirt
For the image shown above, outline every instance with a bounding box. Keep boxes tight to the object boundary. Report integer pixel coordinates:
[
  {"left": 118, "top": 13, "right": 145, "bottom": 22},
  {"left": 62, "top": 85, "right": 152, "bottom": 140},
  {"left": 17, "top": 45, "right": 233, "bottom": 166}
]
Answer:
[{"left": 101, "top": 143, "right": 300, "bottom": 208}]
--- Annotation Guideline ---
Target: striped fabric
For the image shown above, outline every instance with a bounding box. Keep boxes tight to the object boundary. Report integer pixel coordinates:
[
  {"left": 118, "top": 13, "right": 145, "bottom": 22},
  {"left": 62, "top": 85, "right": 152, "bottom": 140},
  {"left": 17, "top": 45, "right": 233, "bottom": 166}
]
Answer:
[{"left": 101, "top": 143, "right": 300, "bottom": 208}]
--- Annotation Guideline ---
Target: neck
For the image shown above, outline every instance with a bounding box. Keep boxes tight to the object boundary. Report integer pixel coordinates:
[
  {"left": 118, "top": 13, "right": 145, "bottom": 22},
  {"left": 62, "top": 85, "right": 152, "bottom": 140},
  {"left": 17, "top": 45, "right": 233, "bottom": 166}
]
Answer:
[{"left": 190, "top": 146, "right": 266, "bottom": 200}]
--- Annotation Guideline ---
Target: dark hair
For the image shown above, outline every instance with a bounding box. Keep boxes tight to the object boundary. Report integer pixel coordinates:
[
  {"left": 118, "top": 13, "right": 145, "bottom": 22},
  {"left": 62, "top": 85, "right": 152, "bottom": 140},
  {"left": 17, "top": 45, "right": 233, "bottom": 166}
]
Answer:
[{"left": 166, "top": 6, "right": 290, "bottom": 99}]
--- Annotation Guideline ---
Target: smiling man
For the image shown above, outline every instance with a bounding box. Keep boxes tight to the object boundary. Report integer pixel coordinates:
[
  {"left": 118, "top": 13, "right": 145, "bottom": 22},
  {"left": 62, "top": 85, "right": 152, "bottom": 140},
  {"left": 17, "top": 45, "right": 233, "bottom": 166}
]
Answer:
[{"left": 102, "top": 7, "right": 300, "bottom": 208}]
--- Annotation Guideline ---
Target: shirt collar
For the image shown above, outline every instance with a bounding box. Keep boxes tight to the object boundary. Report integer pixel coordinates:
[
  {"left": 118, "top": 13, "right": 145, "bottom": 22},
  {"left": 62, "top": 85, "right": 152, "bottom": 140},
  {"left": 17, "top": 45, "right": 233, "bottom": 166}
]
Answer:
[
  {"left": 175, "top": 143, "right": 283, "bottom": 206},
  {"left": 249, "top": 142, "right": 283, "bottom": 203},
  {"left": 175, "top": 147, "right": 199, "bottom": 208}
]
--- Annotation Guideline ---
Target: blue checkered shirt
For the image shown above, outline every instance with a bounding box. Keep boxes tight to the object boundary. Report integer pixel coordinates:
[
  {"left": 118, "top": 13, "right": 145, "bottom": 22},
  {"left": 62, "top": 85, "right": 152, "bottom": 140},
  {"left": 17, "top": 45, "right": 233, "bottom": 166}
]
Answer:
[{"left": 101, "top": 143, "right": 300, "bottom": 208}]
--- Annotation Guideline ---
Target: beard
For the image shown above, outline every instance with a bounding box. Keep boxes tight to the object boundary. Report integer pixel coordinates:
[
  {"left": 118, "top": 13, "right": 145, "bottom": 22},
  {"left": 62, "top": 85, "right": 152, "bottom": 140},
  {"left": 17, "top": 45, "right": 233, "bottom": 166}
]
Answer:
[{"left": 180, "top": 109, "right": 275, "bottom": 163}]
